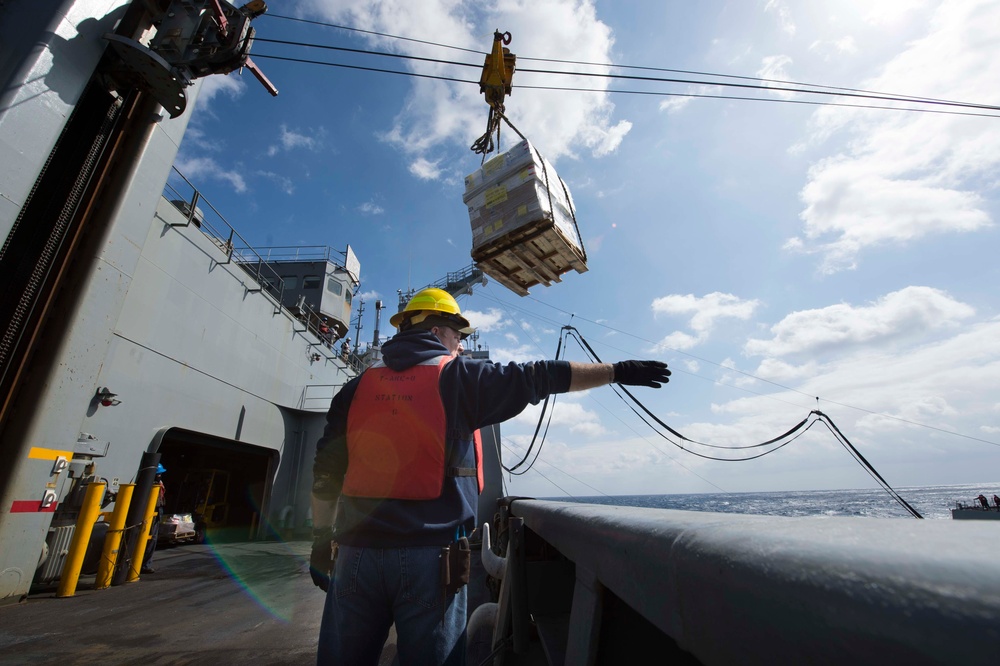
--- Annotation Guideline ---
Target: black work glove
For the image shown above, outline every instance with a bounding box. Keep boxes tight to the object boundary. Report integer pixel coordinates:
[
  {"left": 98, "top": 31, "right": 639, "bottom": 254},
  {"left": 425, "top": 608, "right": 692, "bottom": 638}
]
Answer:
[
  {"left": 309, "top": 527, "right": 334, "bottom": 592},
  {"left": 612, "top": 360, "right": 671, "bottom": 388}
]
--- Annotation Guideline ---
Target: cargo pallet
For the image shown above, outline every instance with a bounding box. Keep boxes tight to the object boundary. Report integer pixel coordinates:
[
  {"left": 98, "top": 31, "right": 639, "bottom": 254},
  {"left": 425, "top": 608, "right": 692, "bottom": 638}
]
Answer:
[{"left": 472, "top": 216, "right": 587, "bottom": 296}]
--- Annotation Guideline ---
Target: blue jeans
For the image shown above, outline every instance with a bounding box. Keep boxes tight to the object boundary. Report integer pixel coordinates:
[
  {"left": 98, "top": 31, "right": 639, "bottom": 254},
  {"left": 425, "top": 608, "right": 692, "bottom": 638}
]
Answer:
[{"left": 317, "top": 545, "right": 467, "bottom": 666}]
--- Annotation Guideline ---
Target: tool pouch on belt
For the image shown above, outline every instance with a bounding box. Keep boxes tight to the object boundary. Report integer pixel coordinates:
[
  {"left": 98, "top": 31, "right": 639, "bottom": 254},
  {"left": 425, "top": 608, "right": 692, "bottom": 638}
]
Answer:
[{"left": 441, "top": 536, "right": 471, "bottom": 595}]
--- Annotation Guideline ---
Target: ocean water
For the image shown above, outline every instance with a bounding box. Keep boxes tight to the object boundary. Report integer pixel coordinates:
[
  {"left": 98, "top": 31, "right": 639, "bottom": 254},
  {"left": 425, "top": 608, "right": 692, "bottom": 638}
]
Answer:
[{"left": 555, "top": 482, "right": 1000, "bottom": 520}]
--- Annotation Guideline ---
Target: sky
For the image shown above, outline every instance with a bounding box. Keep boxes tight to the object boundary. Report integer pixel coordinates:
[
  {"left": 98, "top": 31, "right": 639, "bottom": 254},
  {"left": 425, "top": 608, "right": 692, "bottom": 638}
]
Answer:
[{"left": 174, "top": 0, "right": 1000, "bottom": 501}]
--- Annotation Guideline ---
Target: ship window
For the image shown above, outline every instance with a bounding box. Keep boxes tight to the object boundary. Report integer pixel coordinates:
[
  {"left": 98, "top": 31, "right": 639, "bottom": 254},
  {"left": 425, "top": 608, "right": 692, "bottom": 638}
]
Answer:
[
  {"left": 345, "top": 290, "right": 352, "bottom": 305},
  {"left": 281, "top": 276, "right": 298, "bottom": 289},
  {"left": 303, "top": 275, "right": 321, "bottom": 289},
  {"left": 327, "top": 278, "right": 343, "bottom": 296}
]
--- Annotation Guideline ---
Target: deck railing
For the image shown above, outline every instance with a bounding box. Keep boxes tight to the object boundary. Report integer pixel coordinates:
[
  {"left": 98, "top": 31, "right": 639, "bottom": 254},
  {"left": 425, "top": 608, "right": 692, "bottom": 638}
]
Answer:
[
  {"left": 496, "top": 499, "right": 1000, "bottom": 665},
  {"left": 161, "top": 168, "right": 365, "bottom": 374}
]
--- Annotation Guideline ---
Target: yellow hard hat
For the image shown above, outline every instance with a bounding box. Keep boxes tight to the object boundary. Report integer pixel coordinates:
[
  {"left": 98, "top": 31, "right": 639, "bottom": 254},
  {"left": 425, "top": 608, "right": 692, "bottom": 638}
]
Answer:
[{"left": 390, "top": 287, "right": 474, "bottom": 334}]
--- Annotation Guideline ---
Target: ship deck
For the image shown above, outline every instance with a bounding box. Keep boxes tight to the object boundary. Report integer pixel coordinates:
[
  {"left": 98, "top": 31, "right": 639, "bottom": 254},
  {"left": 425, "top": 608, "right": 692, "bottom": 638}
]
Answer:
[{"left": 0, "top": 541, "right": 397, "bottom": 665}]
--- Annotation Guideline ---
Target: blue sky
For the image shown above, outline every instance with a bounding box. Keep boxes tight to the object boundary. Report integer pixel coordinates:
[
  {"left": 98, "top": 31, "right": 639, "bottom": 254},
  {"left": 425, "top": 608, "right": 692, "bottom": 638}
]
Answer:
[{"left": 175, "top": 0, "right": 1000, "bottom": 500}]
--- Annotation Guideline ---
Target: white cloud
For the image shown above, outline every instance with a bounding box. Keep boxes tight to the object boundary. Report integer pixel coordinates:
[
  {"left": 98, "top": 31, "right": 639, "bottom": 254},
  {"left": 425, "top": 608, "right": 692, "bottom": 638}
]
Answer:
[
  {"left": 408, "top": 157, "right": 441, "bottom": 180},
  {"left": 357, "top": 201, "right": 384, "bottom": 215},
  {"left": 173, "top": 155, "right": 246, "bottom": 193},
  {"left": 514, "top": 397, "right": 608, "bottom": 437},
  {"left": 658, "top": 96, "right": 695, "bottom": 114},
  {"left": 808, "top": 36, "right": 858, "bottom": 60},
  {"left": 744, "top": 286, "right": 975, "bottom": 359},
  {"left": 300, "top": 0, "right": 631, "bottom": 171},
  {"left": 788, "top": 0, "right": 1000, "bottom": 273},
  {"left": 267, "top": 124, "right": 322, "bottom": 156},
  {"left": 758, "top": 55, "right": 797, "bottom": 99},
  {"left": 753, "top": 357, "right": 821, "bottom": 383},
  {"left": 765, "top": 0, "right": 796, "bottom": 36},
  {"left": 491, "top": 343, "right": 540, "bottom": 365},
  {"left": 657, "top": 331, "right": 701, "bottom": 352},
  {"left": 862, "top": 1, "right": 931, "bottom": 26},
  {"left": 651, "top": 292, "right": 760, "bottom": 350},
  {"left": 193, "top": 74, "right": 245, "bottom": 113},
  {"left": 256, "top": 170, "right": 294, "bottom": 194},
  {"left": 462, "top": 307, "right": 506, "bottom": 332},
  {"left": 714, "top": 320, "right": 1000, "bottom": 457}
]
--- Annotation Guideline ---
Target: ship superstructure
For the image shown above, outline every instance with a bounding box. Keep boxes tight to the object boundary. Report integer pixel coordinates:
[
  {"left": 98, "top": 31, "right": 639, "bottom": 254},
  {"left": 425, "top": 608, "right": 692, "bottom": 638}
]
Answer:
[{"left": 0, "top": 0, "right": 345, "bottom": 601}]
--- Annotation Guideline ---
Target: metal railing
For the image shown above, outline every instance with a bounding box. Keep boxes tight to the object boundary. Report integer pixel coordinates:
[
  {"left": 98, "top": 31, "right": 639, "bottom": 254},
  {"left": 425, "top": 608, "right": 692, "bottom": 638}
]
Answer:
[
  {"left": 162, "top": 168, "right": 287, "bottom": 308},
  {"left": 249, "top": 246, "right": 347, "bottom": 265},
  {"left": 161, "top": 168, "right": 368, "bottom": 376},
  {"left": 397, "top": 263, "right": 486, "bottom": 309},
  {"left": 499, "top": 499, "right": 1000, "bottom": 665}
]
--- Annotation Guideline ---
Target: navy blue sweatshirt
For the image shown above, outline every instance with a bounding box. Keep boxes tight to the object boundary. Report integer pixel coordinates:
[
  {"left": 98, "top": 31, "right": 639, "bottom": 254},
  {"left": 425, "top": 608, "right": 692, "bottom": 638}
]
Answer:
[{"left": 312, "top": 329, "right": 571, "bottom": 547}]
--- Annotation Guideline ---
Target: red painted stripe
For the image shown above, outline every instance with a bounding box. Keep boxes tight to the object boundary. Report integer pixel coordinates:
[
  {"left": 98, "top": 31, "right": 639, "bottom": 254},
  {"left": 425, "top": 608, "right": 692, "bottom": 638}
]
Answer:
[{"left": 10, "top": 500, "right": 57, "bottom": 513}]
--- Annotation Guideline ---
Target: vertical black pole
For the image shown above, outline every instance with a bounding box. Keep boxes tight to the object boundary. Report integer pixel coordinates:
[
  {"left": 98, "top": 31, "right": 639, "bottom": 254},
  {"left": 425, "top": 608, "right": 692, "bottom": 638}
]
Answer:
[{"left": 112, "top": 450, "right": 160, "bottom": 585}]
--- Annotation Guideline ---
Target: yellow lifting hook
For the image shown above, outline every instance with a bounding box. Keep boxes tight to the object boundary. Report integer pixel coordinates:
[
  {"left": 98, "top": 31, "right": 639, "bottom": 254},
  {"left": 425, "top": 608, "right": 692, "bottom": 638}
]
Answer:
[
  {"left": 472, "top": 31, "right": 517, "bottom": 156},
  {"left": 479, "top": 30, "right": 516, "bottom": 111}
]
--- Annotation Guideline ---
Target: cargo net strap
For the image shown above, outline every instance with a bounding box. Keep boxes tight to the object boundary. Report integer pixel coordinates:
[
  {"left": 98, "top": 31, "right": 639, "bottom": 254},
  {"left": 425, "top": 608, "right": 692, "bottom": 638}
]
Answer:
[{"left": 472, "top": 110, "right": 586, "bottom": 263}]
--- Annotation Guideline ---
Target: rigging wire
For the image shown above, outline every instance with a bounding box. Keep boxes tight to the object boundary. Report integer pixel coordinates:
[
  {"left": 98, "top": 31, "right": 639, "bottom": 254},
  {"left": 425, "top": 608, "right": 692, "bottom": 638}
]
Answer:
[
  {"left": 500, "top": 438, "right": 582, "bottom": 497},
  {"left": 514, "top": 85, "right": 1000, "bottom": 120},
  {"left": 250, "top": 52, "right": 1000, "bottom": 119},
  {"left": 473, "top": 290, "right": 1000, "bottom": 449},
  {"left": 514, "top": 55, "right": 974, "bottom": 109},
  {"left": 566, "top": 328, "right": 816, "bottom": 459},
  {"left": 514, "top": 66, "right": 1000, "bottom": 112},
  {"left": 252, "top": 37, "right": 478, "bottom": 69},
  {"left": 484, "top": 422, "right": 507, "bottom": 498},
  {"left": 503, "top": 327, "right": 564, "bottom": 474},
  {"left": 258, "top": 14, "right": 997, "bottom": 113},
  {"left": 486, "top": 297, "right": 729, "bottom": 489},
  {"left": 815, "top": 414, "right": 923, "bottom": 518},
  {"left": 248, "top": 54, "right": 476, "bottom": 85},
  {"left": 250, "top": 33, "right": 1000, "bottom": 116},
  {"left": 260, "top": 13, "right": 486, "bottom": 55},
  {"left": 558, "top": 325, "right": 923, "bottom": 517}
]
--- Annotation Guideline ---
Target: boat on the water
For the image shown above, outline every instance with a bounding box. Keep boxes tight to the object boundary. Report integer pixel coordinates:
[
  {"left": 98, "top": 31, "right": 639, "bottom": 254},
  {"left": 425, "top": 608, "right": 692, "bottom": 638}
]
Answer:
[{"left": 951, "top": 493, "right": 1000, "bottom": 520}]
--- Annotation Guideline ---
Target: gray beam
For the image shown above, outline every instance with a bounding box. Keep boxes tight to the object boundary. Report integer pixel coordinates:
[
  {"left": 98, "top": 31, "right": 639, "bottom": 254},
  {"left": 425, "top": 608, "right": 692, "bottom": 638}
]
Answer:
[{"left": 511, "top": 499, "right": 1000, "bottom": 665}]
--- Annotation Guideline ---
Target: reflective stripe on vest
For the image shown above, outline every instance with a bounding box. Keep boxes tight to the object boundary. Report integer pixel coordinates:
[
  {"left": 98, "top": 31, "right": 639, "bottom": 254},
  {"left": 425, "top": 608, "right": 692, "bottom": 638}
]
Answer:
[{"left": 344, "top": 355, "right": 484, "bottom": 499}]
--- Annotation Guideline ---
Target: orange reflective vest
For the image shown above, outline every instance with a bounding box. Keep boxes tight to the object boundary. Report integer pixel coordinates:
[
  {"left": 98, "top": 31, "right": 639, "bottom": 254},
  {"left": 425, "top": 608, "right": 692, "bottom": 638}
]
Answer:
[{"left": 343, "top": 355, "right": 484, "bottom": 499}]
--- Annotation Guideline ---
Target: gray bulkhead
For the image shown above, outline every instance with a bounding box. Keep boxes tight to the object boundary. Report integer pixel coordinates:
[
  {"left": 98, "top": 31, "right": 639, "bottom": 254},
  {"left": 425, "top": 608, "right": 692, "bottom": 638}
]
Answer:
[
  {"left": 0, "top": 0, "right": 137, "bottom": 602},
  {"left": 0, "top": 0, "right": 352, "bottom": 601}
]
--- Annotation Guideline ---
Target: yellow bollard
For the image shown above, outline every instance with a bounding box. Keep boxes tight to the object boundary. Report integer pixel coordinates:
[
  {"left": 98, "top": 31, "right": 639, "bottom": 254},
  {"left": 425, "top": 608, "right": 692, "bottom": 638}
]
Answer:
[
  {"left": 95, "top": 483, "right": 133, "bottom": 590},
  {"left": 56, "top": 482, "right": 106, "bottom": 598},
  {"left": 127, "top": 484, "right": 160, "bottom": 582}
]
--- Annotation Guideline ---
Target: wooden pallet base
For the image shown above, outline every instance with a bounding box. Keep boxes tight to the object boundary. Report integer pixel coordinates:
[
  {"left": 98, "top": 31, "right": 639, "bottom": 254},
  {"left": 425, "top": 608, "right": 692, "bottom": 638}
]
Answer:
[{"left": 472, "top": 217, "right": 587, "bottom": 296}]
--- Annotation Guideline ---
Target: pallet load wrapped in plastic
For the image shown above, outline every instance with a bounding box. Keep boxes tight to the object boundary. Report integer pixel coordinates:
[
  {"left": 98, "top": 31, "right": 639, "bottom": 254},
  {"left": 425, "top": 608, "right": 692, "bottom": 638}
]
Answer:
[{"left": 464, "top": 139, "right": 587, "bottom": 296}]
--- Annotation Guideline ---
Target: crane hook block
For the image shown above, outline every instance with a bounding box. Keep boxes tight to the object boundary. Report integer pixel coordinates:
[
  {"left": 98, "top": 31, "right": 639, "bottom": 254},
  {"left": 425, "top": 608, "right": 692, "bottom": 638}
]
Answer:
[{"left": 479, "top": 30, "right": 516, "bottom": 110}]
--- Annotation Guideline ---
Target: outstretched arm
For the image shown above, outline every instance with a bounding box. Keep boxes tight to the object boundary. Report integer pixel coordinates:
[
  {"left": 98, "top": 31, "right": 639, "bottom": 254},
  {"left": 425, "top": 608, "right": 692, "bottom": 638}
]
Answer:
[
  {"left": 568, "top": 362, "right": 615, "bottom": 391},
  {"left": 568, "top": 360, "right": 671, "bottom": 392}
]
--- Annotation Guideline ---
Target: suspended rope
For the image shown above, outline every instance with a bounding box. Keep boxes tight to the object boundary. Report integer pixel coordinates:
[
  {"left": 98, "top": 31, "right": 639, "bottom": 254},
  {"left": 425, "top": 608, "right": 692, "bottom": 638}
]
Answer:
[
  {"left": 567, "top": 328, "right": 814, "bottom": 457},
  {"left": 814, "top": 412, "right": 923, "bottom": 518},
  {"left": 470, "top": 105, "right": 503, "bottom": 157},
  {"left": 540, "top": 325, "right": 924, "bottom": 518},
  {"left": 503, "top": 328, "right": 564, "bottom": 474}
]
